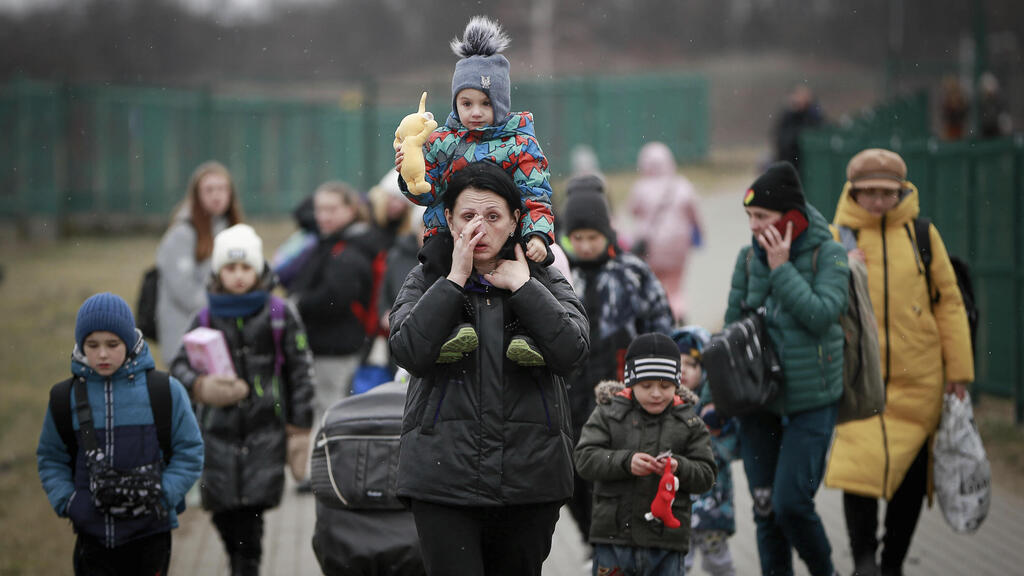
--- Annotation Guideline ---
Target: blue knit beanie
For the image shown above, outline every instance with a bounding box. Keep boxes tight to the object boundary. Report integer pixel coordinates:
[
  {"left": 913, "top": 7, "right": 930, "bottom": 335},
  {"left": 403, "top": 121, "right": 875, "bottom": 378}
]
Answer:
[{"left": 75, "top": 292, "right": 138, "bottom": 350}]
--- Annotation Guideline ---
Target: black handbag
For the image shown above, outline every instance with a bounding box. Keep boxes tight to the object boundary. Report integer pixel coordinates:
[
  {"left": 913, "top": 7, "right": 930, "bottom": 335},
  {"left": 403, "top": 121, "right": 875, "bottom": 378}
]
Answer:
[{"left": 703, "top": 306, "right": 783, "bottom": 417}]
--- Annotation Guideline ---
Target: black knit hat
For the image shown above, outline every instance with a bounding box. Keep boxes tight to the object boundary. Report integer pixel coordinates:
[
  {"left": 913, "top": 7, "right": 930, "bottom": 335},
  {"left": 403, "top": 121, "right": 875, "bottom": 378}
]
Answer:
[
  {"left": 624, "top": 332, "right": 681, "bottom": 387},
  {"left": 561, "top": 174, "right": 614, "bottom": 238},
  {"left": 743, "top": 161, "right": 806, "bottom": 214}
]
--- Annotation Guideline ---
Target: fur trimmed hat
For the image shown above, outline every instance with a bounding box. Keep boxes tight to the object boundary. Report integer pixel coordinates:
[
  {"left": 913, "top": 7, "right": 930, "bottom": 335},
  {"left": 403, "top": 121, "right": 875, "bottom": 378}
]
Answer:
[
  {"left": 743, "top": 161, "right": 805, "bottom": 214},
  {"left": 624, "top": 333, "right": 682, "bottom": 387},
  {"left": 450, "top": 16, "right": 511, "bottom": 125},
  {"left": 212, "top": 224, "right": 264, "bottom": 275}
]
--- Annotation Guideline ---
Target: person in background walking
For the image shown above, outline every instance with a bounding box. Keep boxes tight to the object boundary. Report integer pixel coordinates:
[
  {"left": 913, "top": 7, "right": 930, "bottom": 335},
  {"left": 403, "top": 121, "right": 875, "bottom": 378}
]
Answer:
[
  {"left": 824, "top": 148, "right": 974, "bottom": 576},
  {"left": 156, "top": 161, "right": 243, "bottom": 363},
  {"left": 170, "top": 224, "right": 315, "bottom": 575},
  {"left": 368, "top": 170, "right": 416, "bottom": 253},
  {"left": 560, "top": 173, "right": 674, "bottom": 550},
  {"left": 625, "top": 142, "right": 704, "bottom": 322},
  {"left": 939, "top": 75, "right": 969, "bottom": 141},
  {"left": 726, "top": 161, "right": 848, "bottom": 576},
  {"left": 773, "top": 84, "right": 824, "bottom": 172}
]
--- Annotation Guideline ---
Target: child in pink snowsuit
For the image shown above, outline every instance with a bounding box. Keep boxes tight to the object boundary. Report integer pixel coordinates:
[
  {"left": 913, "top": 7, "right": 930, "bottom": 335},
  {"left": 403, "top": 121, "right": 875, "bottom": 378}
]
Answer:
[{"left": 626, "top": 142, "right": 704, "bottom": 322}]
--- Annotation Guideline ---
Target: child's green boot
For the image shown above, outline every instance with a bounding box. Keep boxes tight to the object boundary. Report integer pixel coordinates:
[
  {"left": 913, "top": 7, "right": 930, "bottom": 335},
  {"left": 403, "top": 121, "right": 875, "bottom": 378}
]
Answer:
[
  {"left": 506, "top": 334, "right": 545, "bottom": 366},
  {"left": 437, "top": 323, "right": 478, "bottom": 363}
]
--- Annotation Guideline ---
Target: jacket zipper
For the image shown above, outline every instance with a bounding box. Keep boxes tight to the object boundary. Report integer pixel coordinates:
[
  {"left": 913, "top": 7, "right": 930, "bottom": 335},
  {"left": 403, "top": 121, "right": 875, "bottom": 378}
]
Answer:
[
  {"left": 235, "top": 317, "right": 247, "bottom": 504},
  {"left": 881, "top": 215, "right": 891, "bottom": 384},
  {"left": 105, "top": 378, "right": 114, "bottom": 547},
  {"left": 880, "top": 216, "right": 892, "bottom": 493}
]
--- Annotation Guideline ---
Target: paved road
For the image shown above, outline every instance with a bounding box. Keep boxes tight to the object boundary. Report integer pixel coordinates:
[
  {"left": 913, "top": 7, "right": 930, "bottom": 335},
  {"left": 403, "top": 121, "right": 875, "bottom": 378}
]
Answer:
[{"left": 170, "top": 179, "right": 1024, "bottom": 575}]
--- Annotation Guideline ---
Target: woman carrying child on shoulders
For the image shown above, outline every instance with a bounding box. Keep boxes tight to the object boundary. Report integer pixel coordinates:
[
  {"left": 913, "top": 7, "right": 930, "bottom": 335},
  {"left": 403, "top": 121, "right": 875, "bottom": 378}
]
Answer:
[{"left": 389, "top": 161, "right": 588, "bottom": 576}]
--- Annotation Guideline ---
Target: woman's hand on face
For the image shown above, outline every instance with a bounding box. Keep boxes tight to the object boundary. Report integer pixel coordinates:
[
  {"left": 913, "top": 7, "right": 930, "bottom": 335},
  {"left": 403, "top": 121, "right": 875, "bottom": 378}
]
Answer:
[
  {"left": 447, "top": 216, "right": 485, "bottom": 286},
  {"left": 758, "top": 221, "right": 793, "bottom": 270},
  {"left": 486, "top": 243, "right": 531, "bottom": 292}
]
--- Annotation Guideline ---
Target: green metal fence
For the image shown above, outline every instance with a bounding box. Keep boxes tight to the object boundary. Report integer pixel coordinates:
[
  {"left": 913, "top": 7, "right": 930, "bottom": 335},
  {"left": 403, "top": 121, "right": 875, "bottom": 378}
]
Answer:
[
  {"left": 800, "top": 100, "right": 1024, "bottom": 412},
  {"left": 1, "top": 74, "right": 708, "bottom": 220}
]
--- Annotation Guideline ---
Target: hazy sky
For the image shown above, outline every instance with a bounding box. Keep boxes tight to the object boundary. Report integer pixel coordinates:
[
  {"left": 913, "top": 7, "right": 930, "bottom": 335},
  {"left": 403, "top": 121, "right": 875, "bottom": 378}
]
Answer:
[{"left": 0, "top": 0, "right": 326, "bottom": 19}]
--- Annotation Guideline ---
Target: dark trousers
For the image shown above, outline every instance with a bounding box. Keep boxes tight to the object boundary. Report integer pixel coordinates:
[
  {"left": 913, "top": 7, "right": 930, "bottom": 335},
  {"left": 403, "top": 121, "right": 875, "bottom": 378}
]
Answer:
[
  {"left": 73, "top": 530, "right": 171, "bottom": 576},
  {"left": 410, "top": 499, "right": 561, "bottom": 576},
  {"left": 211, "top": 506, "right": 266, "bottom": 576},
  {"left": 739, "top": 403, "right": 837, "bottom": 576},
  {"left": 843, "top": 443, "right": 929, "bottom": 576}
]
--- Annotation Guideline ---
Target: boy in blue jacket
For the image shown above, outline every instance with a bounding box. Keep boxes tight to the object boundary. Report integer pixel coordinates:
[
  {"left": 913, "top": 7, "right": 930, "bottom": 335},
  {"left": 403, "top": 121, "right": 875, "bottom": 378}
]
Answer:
[{"left": 37, "top": 292, "right": 204, "bottom": 575}]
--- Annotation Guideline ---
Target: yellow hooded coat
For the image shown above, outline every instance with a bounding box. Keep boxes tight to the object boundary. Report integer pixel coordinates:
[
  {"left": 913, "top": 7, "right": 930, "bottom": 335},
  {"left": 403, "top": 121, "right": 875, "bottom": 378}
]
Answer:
[{"left": 824, "top": 182, "right": 974, "bottom": 500}]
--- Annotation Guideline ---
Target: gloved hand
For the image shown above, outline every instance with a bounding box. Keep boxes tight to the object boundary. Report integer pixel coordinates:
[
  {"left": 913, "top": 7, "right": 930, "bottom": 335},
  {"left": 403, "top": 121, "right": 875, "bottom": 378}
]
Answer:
[
  {"left": 193, "top": 376, "right": 249, "bottom": 407},
  {"left": 285, "top": 424, "right": 311, "bottom": 482}
]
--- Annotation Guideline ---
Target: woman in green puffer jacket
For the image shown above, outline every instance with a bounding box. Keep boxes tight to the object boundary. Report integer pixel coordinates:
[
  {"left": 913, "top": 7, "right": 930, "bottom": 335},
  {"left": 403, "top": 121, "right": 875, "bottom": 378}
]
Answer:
[{"left": 724, "top": 162, "right": 848, "bottom": 576}]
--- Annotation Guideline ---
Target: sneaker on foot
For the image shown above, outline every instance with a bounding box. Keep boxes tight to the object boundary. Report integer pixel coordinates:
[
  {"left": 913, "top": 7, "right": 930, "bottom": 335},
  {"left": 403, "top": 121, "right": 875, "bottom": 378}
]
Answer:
[
  {"left": 506, "top": 335, "right": 545, "bottom": 366},
  {"left": 438, "top": 323, "right": 478, "bottom": 363}
]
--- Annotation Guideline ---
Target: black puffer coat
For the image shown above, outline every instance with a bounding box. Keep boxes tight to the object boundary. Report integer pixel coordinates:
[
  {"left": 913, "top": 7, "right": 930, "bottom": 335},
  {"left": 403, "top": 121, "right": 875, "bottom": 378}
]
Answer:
[
  {"left": 389, "top": 260, "right": 589, "bottom": 507},
  {"left": 289, "top": 221, "right": 383, "bottom": 356},
  {"left": 171, "top": 272, "right": 315, "bottom": 512}
]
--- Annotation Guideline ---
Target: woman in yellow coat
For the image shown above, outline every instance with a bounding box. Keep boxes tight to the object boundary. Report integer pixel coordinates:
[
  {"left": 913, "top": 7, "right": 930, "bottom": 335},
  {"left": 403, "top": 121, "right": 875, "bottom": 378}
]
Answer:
[{"left": 824, "top": 148, "right": 974, "bottom": 576}]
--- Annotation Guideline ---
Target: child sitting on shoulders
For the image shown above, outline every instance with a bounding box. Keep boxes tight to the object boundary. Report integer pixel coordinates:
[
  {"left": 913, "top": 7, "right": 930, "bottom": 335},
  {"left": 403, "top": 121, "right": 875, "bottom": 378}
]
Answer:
[
  {"left": 395, "top": 15, "right": 554, "bottom": 367},
  {"left": 575, "top": 332, "right": 717, "bottom": 576}
]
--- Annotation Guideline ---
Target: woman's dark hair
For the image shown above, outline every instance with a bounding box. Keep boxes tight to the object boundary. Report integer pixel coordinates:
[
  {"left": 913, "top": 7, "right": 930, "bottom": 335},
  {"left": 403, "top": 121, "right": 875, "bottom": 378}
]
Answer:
[{"left": 444, "top": 160, "right": 523, "bottom": 216}]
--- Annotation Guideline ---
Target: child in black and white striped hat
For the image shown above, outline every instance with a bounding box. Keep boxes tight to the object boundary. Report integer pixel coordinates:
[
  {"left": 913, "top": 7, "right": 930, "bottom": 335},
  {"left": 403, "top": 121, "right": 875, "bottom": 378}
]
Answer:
[{"left": 574, "top": 332, "right": 717, "bottom": 574}]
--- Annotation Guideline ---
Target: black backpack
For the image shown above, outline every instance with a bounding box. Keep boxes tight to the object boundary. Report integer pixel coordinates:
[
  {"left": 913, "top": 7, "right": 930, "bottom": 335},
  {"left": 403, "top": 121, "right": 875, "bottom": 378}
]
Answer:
[
  {"left": 913, "top": 218, "right": 980, "bottom": 356},
  {"left": 48, "top": 369, "right": 174, "bottom": 477},
  {"left": 703, "top": 248, "right": 784, "bottom": 418},
  {"left": 135, "top": 266, "right": 160, "bottom": 341}
]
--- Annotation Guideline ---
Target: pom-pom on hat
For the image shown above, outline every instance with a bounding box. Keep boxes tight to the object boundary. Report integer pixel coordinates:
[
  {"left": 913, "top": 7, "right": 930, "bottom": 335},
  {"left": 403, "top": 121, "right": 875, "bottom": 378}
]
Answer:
[
  {"left": 75, "top": 292, "right": 139, "bottom": 350},
  {"left": 212, "top": 224, "right": 265, "bottom": 275},
  {"left": 451, "top": 16, "right": 511, "bottom": 125},
  {"left": 846, "top": 148, "right": 907, "bottom": 191},
  {"left": 743, "top": 161, "right": 806, "bottom": 214},
  {"left": 561, "top": 174, "right": 615, "bottom": 239},
  {"left": 624, "top": 333, "right": 682, "bottom": 387}
]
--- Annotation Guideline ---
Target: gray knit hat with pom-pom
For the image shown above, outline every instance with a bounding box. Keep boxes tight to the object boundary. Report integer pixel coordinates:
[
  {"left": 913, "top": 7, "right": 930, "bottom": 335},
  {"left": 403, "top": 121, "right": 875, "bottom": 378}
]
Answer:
[{"left": 450, "top": 16, "right": 511, "bottom": 125}]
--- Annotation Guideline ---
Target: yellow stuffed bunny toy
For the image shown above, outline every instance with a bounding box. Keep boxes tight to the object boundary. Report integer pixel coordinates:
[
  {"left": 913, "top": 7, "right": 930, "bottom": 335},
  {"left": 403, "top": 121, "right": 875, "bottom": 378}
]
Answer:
[{"left": 393, "top": 91, "right": 438, "bottom": 196}]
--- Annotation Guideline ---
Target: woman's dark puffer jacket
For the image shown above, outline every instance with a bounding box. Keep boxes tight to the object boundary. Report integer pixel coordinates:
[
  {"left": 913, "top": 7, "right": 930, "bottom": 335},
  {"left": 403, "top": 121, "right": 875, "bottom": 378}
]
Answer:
[
  {"left": 171, "top": 272, "right": 315, "bottom": 512},
  {"left": 389, "top": 261, "right": 589, "bottom": 507}
]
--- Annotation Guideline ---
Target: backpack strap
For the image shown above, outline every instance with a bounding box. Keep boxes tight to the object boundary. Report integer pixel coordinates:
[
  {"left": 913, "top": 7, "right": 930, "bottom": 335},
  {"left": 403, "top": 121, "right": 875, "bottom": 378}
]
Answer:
[
  {"left": 73, "top": 376, "right": 99, "bottom": 455},
  {"left": 269, "top": 296, "right": 287, "bottom": 378},
  {"left": 910, "top": 217, "right": 939, "bottom": 304},
  {"left": 145, "top": 369, "right": 173, "bottom": 465},
  {"left": 49, "top": 378, "right": 78, "bottom": 473}
]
